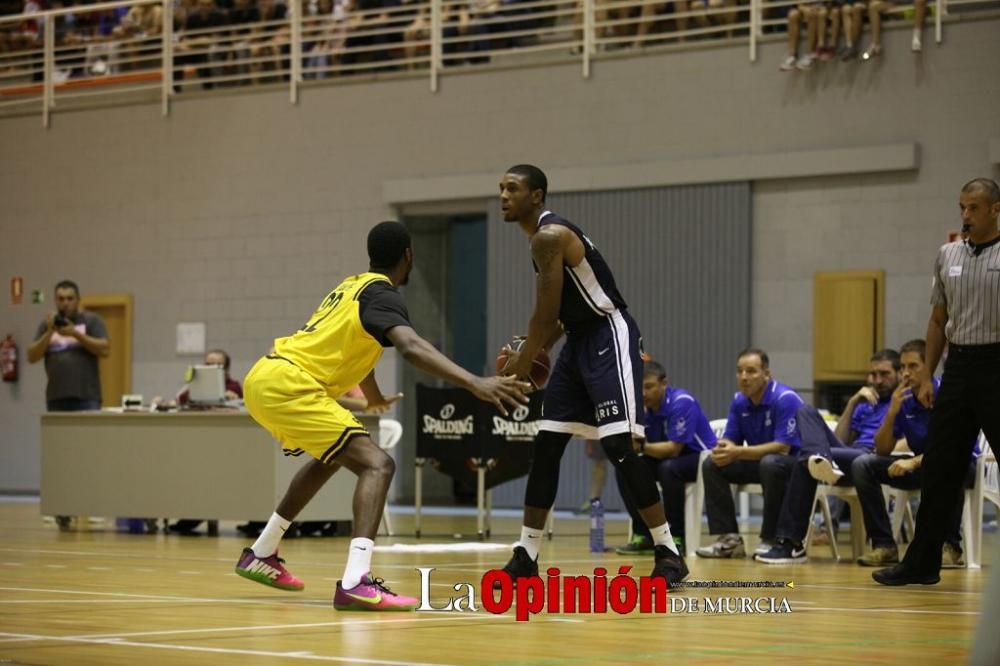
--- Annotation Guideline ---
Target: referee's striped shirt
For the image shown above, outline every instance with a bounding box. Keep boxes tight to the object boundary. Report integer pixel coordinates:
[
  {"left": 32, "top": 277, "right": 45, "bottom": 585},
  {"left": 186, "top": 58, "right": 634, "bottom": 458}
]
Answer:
[{"left": 930, "top": 236, "right": 1000, "bottom": 345}]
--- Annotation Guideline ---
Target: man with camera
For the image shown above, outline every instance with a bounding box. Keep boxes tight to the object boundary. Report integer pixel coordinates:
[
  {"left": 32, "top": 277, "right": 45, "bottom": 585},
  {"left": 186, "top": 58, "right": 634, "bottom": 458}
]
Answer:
[{"left": 28, "top": 280, "right": 109, "bottom": 411}]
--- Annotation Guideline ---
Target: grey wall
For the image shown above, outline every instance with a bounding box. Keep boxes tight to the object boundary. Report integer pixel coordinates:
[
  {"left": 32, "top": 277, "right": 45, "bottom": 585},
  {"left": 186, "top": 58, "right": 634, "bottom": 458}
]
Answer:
[{"left": 1, "top": 20, "right": 998, "bottom": 495}]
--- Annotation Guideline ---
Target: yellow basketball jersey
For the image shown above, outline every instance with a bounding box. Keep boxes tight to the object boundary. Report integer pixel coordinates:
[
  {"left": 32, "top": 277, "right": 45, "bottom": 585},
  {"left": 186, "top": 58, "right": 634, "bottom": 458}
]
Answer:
[{"left": 272, "top": 273, "right": 392, "bottom": 396}]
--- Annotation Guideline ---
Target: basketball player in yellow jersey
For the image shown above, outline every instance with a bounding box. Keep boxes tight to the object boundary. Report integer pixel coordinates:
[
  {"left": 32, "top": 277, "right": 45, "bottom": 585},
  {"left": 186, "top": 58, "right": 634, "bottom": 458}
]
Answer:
[{"left": 235, "top": 221, "right": 530, "bottom": 611}]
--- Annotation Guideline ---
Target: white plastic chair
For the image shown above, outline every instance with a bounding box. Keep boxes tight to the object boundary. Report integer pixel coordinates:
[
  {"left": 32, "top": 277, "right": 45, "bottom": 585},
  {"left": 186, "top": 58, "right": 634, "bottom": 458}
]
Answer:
[
  {"left": 806, "top": 484, "right": 866, "bottom": 562},
  {"left": 886, "top": 432, "right": 989, "bottom": 569},
  {"left": 377, "top": 418, "right": 403, "bottom": 537}
]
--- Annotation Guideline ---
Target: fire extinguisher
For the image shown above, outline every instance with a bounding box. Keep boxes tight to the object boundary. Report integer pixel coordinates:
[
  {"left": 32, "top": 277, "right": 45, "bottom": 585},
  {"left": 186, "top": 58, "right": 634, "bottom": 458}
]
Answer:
[{"left": 1, "top": 335, "right": 18, "bottom": 383}]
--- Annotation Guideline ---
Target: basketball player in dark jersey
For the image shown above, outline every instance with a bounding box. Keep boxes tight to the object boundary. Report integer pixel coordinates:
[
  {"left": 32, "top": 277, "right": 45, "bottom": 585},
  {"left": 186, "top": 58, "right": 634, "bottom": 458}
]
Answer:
[{"left": 493, "top": 164, "right": 689, "bottom": 585}]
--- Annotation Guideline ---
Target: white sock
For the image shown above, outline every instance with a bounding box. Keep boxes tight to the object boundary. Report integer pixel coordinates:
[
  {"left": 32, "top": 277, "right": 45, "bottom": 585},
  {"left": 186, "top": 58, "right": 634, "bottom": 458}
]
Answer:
[
  {"left": 649, "top": 522, "right": 679, "bottom": 555},
  {"left": 342, "top": 537, "right": 375, "bottom": 590},
  {"left": 251, "top": 512, "right": 291, "bottom": 558},
  {"left": 518, "top": 526, "right": 544, "bottom": 561}
]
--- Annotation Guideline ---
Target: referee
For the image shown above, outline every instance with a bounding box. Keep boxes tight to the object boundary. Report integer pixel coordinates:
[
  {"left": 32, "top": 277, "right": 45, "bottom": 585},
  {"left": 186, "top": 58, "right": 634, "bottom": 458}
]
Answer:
[{"left": 874, "top": 178, "right": 1000, "bottom": 586}]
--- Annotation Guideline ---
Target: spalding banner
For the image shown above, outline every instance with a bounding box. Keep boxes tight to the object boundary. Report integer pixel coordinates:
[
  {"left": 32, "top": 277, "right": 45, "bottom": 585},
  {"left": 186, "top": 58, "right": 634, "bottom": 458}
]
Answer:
[{"left": 416, "top": 384, "right": 544, "bottom": 489}]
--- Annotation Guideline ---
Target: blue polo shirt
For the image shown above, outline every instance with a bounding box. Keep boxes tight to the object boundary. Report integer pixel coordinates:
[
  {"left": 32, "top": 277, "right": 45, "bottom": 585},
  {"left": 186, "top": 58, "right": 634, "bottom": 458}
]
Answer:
[
  {"left": 644, "top": 387, "right": 717, "bottom": 455},
  {"left": 723, "top": 379, "right": 803, "bottom": 452},
  {"left": 891, "top": 379, "right": 980, "bottom": 457},
  {"left": 848, "top": 396, "right": 893, "bottom": 450}
]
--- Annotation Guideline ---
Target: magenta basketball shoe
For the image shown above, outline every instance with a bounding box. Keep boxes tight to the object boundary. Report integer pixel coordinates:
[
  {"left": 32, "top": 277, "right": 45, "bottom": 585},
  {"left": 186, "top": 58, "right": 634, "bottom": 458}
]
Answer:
[
  {"left": 333, "top": 574, "right": 418, "bottom": 611},
  {"left": 234, "top": 548, "right": 304, "bottom": 591}
]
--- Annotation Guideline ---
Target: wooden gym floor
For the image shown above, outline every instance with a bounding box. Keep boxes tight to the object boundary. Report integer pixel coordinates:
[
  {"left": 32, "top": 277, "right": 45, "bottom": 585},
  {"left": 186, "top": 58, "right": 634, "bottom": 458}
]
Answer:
[{"left": 0, "top": 501, "right": 989, "bottom": 665}]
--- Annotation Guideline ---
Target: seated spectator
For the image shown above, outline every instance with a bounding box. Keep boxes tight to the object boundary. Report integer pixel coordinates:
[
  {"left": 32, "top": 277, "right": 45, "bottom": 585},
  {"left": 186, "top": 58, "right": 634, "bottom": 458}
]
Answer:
[
  {"left": 838, "top": 0, "right": 865, "bottom": 60},
  {"left": 695, "top": 348, "right": 802, "bottom": 560},
  {"left": 853, "top": 339, "right": 977, "bottom": 567},
  {"left": 779, "top": 3, "right": 820, "bottom": 71},
  {"left": 223, "top": 0, "right": 262, "bottom": 82},
  {"left": 175, "top": 0, "right": 229, "bottom": 90},
  {"left": 757, "top": 349, "right": 900, "bottom": 564},
  {"left": 341, "top": 0, "right": 402, "bottom": 72},
  {"left": 863, "top": 0, "right": 927, "bottom": 59},
  {"left": 112, "top": 2, "right": 163, "bottom": 72},
  {"left": 689, "top": 0, "right": 737, "bottom": 38},
  {"left": 249, "top": 0, "right": 289, "bottom": 83},
  {"left": 615, "top": 361, "right": 717, "bottom": 555},
  {"left": 441, "top": 0, "right": 495, "bottom": 66}
]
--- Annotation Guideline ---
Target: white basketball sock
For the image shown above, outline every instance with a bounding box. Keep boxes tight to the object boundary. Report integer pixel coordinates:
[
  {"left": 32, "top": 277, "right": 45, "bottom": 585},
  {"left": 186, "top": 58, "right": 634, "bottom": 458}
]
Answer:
[
  {"left": 342, "top": 538, "right": 375, "bottom": 590},
  {"left": 649, "top": 522, "right": 679, "bottom": 555},
  {"left": 251, "top": 512, "right": 292, "bottom": 558},
  {"left": 518, "top": 526, "right": 544, "bottom": 561}
]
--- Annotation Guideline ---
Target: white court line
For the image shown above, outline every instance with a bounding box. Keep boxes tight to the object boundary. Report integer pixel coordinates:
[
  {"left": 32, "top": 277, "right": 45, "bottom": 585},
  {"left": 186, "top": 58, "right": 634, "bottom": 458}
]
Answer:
[
  {"left": 795, "top": 606, "right": 980, "bottom": 616},
  {"left": 798, "top": 582, "right": 984, "bottom": 597},
  {"left": 177, "top": 571, "right": 203, "bottom": 575},
  {"left": 0, "top": 632, "right": 460, "bottom": 666},
  {"left": 44, "top": 564, "right": 67, "bottom": 569},
  {"left": 75, "top": 613, "right": 505, "bottom": 641},
  {"left": 87, "top": 567, "right": 112, "bottom": 571},
  {"left": 0, "top": 586, "right": 328, "bottom": 608}
]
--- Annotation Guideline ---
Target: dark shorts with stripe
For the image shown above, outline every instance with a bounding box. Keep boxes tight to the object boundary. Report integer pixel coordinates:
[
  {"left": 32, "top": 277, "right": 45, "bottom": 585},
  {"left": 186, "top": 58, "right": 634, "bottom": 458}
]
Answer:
[{"left": 538, "top": 309, "right": 645, "bottom": 440}]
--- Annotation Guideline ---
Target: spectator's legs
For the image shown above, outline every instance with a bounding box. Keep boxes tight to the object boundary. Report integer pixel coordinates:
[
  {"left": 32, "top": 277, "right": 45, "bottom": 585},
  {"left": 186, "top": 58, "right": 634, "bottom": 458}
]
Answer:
[
  {"left": 865, "top": 0, "right": 892, "bottom": 57},
  {"left": 633, "top": 2, "right": 664, "bottom": 48},
  {"left": 758, "top": 453, "right": 795, "bottom": 542},
  {"left": 691, "top": 0, "right": 711, "bottom": 28},
  {"left": 786, "top": 8, "right": 802, "bottom": 57},
  {"left": 702, "top": 457, "right": 760, "bottom": 536},
  {"left": 911, "top": 0, "right": 926, "bottom": 50},
  {"left": 674, "top": 0, "right": 690, "bottom": 39},
  {"left": 851, "top": 454, "right": 903, "bottom": 548}
]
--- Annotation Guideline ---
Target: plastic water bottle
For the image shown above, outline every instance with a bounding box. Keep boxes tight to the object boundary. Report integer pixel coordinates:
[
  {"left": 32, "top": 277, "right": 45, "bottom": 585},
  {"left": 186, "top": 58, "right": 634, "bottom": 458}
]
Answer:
[{"left": 589, "top": 498, "right": 605, "bottom": 553}]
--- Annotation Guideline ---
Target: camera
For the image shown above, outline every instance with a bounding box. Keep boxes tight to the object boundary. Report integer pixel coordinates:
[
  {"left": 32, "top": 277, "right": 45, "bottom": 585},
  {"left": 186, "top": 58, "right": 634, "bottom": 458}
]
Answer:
[{"left": 53, "top": 313, "right": 68, "bottom": 328}]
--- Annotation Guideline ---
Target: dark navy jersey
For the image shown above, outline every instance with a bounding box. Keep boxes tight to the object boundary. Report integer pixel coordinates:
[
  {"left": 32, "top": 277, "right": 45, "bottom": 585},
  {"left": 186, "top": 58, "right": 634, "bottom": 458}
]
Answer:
[{"left": 535, "top": 211, "right": 628, "bottom": 331}]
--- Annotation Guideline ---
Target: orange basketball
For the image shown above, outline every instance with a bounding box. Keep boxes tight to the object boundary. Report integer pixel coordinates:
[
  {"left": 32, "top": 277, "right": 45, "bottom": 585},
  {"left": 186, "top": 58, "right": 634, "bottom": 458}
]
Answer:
[{"left": 496, "top": 337, "right": 551, "bottom": 389}]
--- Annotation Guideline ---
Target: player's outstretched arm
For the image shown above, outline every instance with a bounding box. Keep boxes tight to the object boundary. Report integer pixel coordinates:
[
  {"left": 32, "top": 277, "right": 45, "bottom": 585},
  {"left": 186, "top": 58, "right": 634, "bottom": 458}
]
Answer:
[{"left": 387, "top": 326, "right": 531, "bottom": 415}]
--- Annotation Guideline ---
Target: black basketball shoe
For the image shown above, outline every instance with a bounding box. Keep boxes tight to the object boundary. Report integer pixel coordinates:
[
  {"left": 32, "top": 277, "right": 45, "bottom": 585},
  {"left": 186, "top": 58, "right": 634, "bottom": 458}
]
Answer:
[
  {"left": 493, "top": 545, "right": 539, "bottom": 589},
  {"left": 651, "top": 545, "right": 689, "bottom": 586}
]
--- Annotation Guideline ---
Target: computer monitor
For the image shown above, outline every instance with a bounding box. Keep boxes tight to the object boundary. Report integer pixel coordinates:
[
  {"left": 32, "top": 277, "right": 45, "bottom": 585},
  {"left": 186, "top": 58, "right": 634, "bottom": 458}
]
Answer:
[{"left": 187, "top": 365, "right": 227, "bottom": 406}]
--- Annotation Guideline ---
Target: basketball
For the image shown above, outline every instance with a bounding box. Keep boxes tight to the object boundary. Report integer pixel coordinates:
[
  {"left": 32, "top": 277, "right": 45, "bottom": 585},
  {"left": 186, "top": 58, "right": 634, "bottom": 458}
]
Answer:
[{"left": 495, "top": 337, "right": 551, "bottom": 389}]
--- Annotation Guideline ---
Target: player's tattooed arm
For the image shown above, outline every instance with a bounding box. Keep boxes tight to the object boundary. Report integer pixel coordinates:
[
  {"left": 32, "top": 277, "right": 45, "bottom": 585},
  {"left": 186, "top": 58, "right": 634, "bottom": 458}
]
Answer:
[{"left": 510, "top": 227, "right": 565, "bottom": 381}]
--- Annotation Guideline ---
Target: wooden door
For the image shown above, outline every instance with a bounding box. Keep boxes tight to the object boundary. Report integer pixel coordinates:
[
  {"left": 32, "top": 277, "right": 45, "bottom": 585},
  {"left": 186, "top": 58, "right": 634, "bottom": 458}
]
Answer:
[
  {"left": 80, "top": 294, "right": 132, "bottom": 408},
  {"left": 813, "top": 271, "right": 884, "bottom": 382}
]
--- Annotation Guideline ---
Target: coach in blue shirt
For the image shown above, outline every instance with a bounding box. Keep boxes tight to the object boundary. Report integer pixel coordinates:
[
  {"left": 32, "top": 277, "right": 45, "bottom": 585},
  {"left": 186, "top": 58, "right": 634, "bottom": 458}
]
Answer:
[
  {"left": 615, "top": 360, "right": 716, "bottom": 555},
  {"left": 853, "top": 339, "right": 977, "bottom": 567},
  {"left": 695, "top": 348, "right": 802, "bottom": 560},
  {"left": 758, "top": 349, "right": 900, "bottom": 565}
]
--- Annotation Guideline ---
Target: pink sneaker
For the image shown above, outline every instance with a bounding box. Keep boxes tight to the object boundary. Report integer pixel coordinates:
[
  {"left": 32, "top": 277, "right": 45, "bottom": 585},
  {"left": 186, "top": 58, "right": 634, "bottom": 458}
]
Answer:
[
  {"left": 234, "top": 547, "right": 304, "bottom": 591},
  {"left": 333, "top": 573, "right": 418, "bottom": 611}
]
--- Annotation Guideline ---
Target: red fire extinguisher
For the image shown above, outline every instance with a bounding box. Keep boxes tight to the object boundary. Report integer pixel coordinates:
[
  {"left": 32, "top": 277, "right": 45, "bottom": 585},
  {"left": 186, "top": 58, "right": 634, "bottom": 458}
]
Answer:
[{"left": 1, "top": 335, "right": 18, "bottom": 383}]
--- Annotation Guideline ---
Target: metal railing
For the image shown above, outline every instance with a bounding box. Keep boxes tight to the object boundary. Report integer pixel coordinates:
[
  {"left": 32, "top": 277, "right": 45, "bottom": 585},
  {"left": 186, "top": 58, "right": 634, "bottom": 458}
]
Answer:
[{"left": 1, "top": 0, "right": 995, "bottom": 127}]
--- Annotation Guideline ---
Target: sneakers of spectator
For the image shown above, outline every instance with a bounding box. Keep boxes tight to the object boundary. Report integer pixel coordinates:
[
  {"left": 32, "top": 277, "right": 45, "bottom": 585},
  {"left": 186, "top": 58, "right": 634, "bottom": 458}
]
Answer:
[
  {"left": 752, "top": 539, "right": 775, "bottom": 560},
  {"left": 757, "top": 539, "right": 808, "bottom": 565},
  {"left": 615, "top": 534, "right": 655, "bottom": 556},
  {"left": 857, "top": 544, "right": 900, "bottom": 567},
  {"left": 861, "top": 44, "right": 882, "bottom": 61},
  {"left": 795, "top": 54, "right": 814, "bottom": 70},
  {"left": 818, "top": 46, "right": 835, "bottom": 61},
  {"left": 911, "top": 33, "right": 922, "bottom": 52},
  {"left": 839, "top": 44, "right": 859, "bottom": 61},
  {"left": 942, "top": 542, "right": 965, "bottom": 568},
  {"left": 808, "top": 455, "right": 844, "bottom": 485},
  {"left": 696, "top": 534, "right": 745, "bottom": 559},
  {"left": 779, "top": 54, "right": 797, "bottom": 71}
]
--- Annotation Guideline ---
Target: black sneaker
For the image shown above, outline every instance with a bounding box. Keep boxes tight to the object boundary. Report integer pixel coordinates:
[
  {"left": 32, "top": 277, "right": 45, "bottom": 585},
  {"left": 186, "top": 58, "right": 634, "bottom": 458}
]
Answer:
[
  {"left": 757, "top": 539, "right": 808, "bottom": 565},
  {"left": 872, "top": 563, "right": 940, "bottom": 586},
  {"left": 651, "top": 545, "right": 689, "bottom": 585},
  {"left": 493, "top": 545, "right": 539, "bottom": 589}
]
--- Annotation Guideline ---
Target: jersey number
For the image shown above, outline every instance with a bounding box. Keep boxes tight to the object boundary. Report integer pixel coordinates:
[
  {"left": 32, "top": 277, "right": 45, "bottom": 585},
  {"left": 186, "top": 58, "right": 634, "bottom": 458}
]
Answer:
[{"left": 300, "top": 291, "right": 344, "bottom": 333}]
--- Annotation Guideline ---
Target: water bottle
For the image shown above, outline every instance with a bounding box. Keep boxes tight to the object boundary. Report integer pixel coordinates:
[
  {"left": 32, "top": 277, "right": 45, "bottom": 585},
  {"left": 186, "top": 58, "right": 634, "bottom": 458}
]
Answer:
[{"left": 589, "top": 498, "right": 605, "bottom": 553}]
